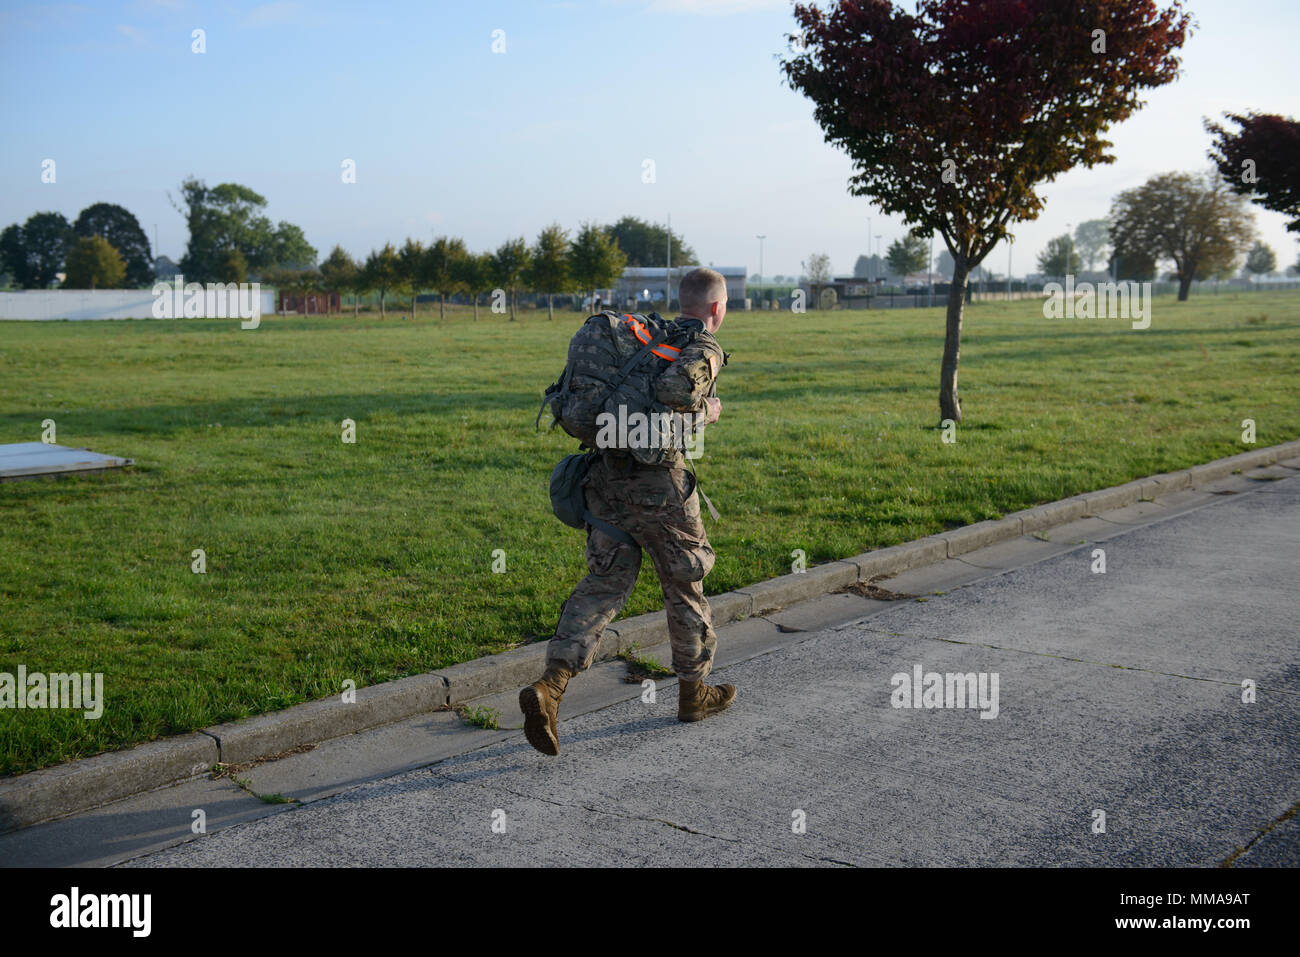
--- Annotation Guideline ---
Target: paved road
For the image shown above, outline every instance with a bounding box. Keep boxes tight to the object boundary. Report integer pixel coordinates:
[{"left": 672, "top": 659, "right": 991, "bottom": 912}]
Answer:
[{"left": 120, "top": 466, "right": 1300, "bottom": 867}]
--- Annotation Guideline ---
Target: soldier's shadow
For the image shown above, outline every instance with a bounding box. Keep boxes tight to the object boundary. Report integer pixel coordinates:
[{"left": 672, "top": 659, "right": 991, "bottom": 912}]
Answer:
[{"left": 419, "top": 713, "right": 679, "bottom": 786}]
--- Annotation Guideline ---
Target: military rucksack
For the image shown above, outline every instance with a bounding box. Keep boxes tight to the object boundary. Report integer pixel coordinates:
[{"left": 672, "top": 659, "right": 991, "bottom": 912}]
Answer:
[{"left": 536, "top": 311, "right": 706, "bottom": 467}]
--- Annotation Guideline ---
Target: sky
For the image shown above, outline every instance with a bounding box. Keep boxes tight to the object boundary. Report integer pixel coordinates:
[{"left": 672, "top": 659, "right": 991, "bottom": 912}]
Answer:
[{"left": 1, "top": 0, "right": 1296, "bottom": 281}]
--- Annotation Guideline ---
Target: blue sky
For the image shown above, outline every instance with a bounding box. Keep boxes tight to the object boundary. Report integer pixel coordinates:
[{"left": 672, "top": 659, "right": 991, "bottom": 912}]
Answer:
[{"left": 1, "top": 0, "right": 1296, "bottom": 279}]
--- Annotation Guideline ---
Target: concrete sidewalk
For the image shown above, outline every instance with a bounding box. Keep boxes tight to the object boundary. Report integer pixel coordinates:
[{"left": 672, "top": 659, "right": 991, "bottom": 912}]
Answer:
[{"left": 6, "top": 461, "right": 1298, "bottom": 866}]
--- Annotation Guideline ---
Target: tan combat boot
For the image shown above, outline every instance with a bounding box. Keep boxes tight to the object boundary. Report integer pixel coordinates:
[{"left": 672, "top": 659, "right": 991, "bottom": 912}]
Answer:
[
  {"left": 519, "top": 665, "right": 576, "bottom": 756},
  {"left": 677, "top": 678, "right": 737, "bottom": 722}
]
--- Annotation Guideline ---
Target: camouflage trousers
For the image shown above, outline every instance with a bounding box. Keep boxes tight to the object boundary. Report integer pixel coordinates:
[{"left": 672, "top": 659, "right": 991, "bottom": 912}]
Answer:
[{"left": 547, "top": 453, "right": 718, "bottom": 682}]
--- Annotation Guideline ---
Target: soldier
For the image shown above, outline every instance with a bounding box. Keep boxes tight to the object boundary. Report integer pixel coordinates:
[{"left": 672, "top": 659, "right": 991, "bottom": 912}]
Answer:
[{"left": 520, "top": 267, "right": 736, "bottom": 756}]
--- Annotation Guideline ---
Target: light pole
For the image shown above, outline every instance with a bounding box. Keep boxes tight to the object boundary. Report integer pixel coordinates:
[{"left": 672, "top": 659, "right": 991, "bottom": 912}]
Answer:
[
  {"left": 1007, "top": 234, "right": 1013, "bottom": 300},
  {"left": 666, "top": 212, "right": 672, "bottom": 308},
  {"left": 928, "top": 232, "right": 935, "bottom": 307}
]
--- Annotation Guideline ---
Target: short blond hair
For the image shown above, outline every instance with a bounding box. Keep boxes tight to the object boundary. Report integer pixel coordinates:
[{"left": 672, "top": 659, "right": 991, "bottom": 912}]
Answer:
[{"left": 678, "top": 267, "right": 727, "bottom": 313}]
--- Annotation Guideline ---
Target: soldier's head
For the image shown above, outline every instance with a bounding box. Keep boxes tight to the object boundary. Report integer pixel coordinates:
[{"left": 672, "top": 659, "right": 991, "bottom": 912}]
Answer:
[{"left": 678, "top": 267, "right": 728, "bottom": 332}]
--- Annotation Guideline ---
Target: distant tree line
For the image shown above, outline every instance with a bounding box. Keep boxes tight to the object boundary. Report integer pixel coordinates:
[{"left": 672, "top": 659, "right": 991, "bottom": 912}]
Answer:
[
  {"left": 0, "top": 191, "right": 702, "bottom": 323},
  {"left": 277, "top": 221, "right": 632, "bottom": 321},
  {"left": 839, "top": 168, "right": 1275, "bottom": 300},
  {"left": 1, "top": 204, "right": 155, "bottom": 290},
  {"left": 266, "top": 216, "right": 698, "bottom": 321},
  {"left": 0, "top": 177, "right": 317, "bottom": 291}
]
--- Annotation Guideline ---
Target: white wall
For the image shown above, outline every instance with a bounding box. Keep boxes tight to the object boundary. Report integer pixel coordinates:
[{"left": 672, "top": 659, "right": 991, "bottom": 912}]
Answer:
[{"left": 0, "top": 289, "right": 276, "bottom": 320}]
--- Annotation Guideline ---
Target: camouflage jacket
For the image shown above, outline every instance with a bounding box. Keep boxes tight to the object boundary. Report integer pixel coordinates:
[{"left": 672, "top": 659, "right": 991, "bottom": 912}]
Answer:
[{"left": 648, "top": 317, "right": 725, "bottom": 469}]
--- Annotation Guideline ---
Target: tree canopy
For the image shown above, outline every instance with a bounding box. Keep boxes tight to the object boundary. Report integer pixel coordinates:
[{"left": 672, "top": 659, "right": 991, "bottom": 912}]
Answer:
[
  {"left": 73, "top": 202, "right": 153, "bottom": 287},
  {"left": 171, "top": 177, "right": 316, "bottom": 281},
  {"left": 603, "top": 216, "right": 694, "bottom": 267},
  {"left": 1073, "top": 220, "right": 1111, "bottom": 271},
  {"left": 1206, "top": 112, "right": 1300, "bottom": 234},
  {"left": 1244, "top": 241, "right": 1277, "bottom": 276},
  {"left": 1110, "top": 171, "right": 1256, "bottom": 300},
  {"left": 319, "top": 246, "right": 358, "bottom": 293},
  {"left": 1036, "top": 235, "right": 1082, "bottom": 278},
  {"left": 361, "top": 243, "right": 402, "bottom": 318},
  {"left": 570, "top": 223, "right": 627, "bottom": 310},
  {"left": 423, "top": 236, "right": 469, "bottom": 320},
  {"left": 5, "top": 212, "right": 73, "bottom": 288},
  {"left": 886, "top": 233, "right": 929, "bottom": 278},
  {"left": 527, "top": 224, "right": 571, "bottom": 320},
  {"left": 490, "top": 237, "right": 530, "bottom": 321},
  {"left": 454, "top": 251, "right": 494, "bottom": 321},
  {"left": 63, "top": 235, "right": 126, "bottom": 289}
]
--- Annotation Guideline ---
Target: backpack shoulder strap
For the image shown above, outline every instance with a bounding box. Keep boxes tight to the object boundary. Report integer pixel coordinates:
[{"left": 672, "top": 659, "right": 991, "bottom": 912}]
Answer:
[
  {"left": 602, "top": 317, "right": 672, "bottom": 400},
  {"left": 584, "top": 508, "right": 637, "bottom": 546}
]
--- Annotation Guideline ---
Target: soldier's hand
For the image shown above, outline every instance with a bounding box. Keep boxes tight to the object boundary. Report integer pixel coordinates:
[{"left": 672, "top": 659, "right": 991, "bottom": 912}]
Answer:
[{"left": 703, "top": 396, "right": 721, "bottom": 424}]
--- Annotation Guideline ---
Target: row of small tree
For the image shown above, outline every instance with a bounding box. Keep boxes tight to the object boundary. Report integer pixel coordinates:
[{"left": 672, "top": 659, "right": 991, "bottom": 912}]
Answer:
[
  {"left": 1034, "top": 170, "right": 1274, "bottom": 298},
  {"left": 838, "top": 168, "right": 1282, "bottom": 296},
  {"left": 270, "top": 223, "right": 629, "bottom": 321}
]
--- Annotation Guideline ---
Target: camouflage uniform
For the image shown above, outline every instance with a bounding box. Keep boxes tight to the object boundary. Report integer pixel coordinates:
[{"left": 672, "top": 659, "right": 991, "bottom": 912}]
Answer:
[{"left": 547, "top": 317, "right": 725, "bottom": 682}]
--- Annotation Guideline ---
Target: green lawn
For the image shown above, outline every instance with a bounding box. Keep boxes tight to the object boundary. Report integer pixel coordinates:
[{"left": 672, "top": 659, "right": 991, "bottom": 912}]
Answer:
[{"left": 2, "top": 292, "right": 1298, "bottom": 775}]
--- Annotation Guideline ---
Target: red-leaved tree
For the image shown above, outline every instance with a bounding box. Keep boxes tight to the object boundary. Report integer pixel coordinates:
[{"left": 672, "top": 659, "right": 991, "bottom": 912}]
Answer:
[
  {"left": 782, "top": 0, "right": 1191, "bottom": 422},
  {"left": 1205, "top": 112, "right": 1300, "bottom": 234}
]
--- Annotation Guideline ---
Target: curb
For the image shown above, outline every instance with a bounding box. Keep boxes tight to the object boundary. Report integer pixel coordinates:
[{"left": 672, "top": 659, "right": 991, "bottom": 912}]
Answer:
[{"left": 3, "top": 439, "right": 1298, "bottom": 832}]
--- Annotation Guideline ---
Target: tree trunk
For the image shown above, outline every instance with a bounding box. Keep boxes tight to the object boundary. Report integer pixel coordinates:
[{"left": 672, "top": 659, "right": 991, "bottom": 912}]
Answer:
[
  {"left": 547, "top": 291, "right": 553, "bottom": 321},
  {"left": 472, "top": 292, "right": 479, "bottom": 321},
  {"left": 939, "top": 256, "right": 970, "bottom": 424},
  {"left": 380, "top": 290, "right": 386, "bottom": 319},
  {"left": 410, "top": 290, "right": 416, "bottom": 320},
  {"left": 1177, "top": 274, "right": 1192, "bottom": 301},
  {"left": 353, "top": 293, "right": 359, "bottom": 317},
  {"left": 509, "top": 289, "right": 516, "bottom": 321},
  {"left": 440, "top": 292, "right": 445, "bottom": 321}
]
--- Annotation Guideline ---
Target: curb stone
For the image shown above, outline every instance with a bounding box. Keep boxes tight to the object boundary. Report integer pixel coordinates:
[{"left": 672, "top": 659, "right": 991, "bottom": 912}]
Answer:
[
  {"left": 839, "top": 535, "right": 947, "bottom": 580},
  {"left": 207, "top": 673, "right": 450, "bottom": 766},
  {"left": 1018, "top": 496, "right": 1091, "bottom": 532},
  {"left": 1083, "top": 481, "right": 1146, "bottom": 514},
  {"left": 943, "top": 518, "right": 1025, "bottom": 557},
  {"left": 0, "top": 735, "right": 217, "bottom": 834},
  {"left": 737, "top": 560, "right": 859, "bottom": 614},
  {"left": 3, "top": 437, "right": 1298, "bottom": 832}
]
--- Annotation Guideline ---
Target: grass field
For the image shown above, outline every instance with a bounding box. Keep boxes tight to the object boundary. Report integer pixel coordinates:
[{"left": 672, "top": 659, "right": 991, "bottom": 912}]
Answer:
[{"left": 2, "top": 292, "right": 1298, "bottom": 775}]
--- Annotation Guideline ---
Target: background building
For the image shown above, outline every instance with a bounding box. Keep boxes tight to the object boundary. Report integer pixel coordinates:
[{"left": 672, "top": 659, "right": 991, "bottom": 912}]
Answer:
[{"left": 615, "top": 266, "right": 747, "bottom": 309}]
